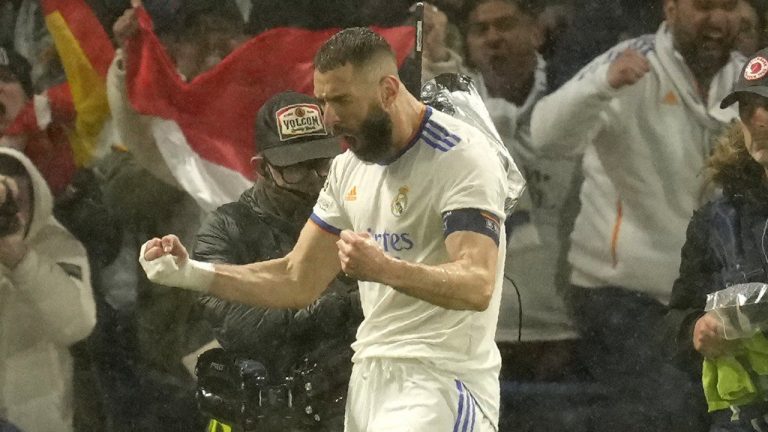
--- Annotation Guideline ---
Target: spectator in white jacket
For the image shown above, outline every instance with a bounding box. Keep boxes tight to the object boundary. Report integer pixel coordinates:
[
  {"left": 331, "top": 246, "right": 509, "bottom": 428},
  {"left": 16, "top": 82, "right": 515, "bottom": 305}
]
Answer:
[
  {"left": 0, "top": 147, "right": 95, "bottom": 432},
  {"left": 464, "top": 0, "right": 582, "bottom": 382},
  {"left": 530, "top": 0, "right": 744, "bottom": 431}
]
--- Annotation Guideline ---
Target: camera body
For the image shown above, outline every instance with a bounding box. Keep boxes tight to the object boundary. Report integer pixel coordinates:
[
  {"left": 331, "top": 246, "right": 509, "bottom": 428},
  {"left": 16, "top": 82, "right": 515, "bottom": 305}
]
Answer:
[
  {"left": 0, "top": 190, "right": 20, "bottom": 237},
  {"left": 195, "top": 348, "right": 324, "bottom": 431}
]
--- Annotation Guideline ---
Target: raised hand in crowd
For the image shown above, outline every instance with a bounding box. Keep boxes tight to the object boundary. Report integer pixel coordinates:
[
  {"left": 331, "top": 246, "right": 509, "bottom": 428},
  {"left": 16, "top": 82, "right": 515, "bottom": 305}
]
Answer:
[
  {"left": 113, "top": 0, "right": 142, "bottom": 48},
  {"left": 607, "top": 48, "right": 650, "bottom": 89},
  {"left": 421, "top": 3, "right": 451, "bottom": 64}
]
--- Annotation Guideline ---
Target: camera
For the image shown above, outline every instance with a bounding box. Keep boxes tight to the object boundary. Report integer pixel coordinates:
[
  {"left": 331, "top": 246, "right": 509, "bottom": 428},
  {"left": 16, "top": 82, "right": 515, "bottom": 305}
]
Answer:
[
  {"left": 0, "top": 188, "right": 20, "bottom": 237},
  {"left": 195, "top": 348, "right": 323, "bottom": 431}
]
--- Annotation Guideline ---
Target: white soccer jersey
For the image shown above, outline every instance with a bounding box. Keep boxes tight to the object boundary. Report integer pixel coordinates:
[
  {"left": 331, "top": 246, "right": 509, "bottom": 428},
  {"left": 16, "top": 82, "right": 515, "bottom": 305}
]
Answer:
[{"left": 311, "top": 106, "right": 508, "bottom": 425}]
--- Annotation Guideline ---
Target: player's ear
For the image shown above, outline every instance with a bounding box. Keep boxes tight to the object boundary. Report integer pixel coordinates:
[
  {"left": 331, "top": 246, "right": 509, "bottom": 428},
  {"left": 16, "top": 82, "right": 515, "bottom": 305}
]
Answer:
[{"left": 379, "top": 75, "right": 400, "bottom": 110}]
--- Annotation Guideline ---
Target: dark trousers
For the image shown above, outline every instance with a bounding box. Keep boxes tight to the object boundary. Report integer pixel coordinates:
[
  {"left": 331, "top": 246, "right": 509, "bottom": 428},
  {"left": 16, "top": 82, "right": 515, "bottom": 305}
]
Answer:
[
  {"left": 710, "top": 403, "right": 768, "bottom": 432},
  {"left": 568, "top": 285, "right": 709, "bottom": 432},
  {"left": 0, "top": 420, "right": 22, "bottom": 432}
]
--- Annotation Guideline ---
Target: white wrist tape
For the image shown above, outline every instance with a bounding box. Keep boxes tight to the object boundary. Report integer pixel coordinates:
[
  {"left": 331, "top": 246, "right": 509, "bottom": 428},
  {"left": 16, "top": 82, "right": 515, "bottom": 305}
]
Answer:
[{"left": 139, "top": 243, "right": 215, "bottom": 292}]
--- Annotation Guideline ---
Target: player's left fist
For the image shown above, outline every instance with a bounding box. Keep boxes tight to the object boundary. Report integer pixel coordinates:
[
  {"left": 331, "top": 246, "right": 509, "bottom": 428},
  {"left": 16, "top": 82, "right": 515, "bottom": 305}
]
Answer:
[{"left": 336, "top": 230, "right": 389, "bottom": 281}]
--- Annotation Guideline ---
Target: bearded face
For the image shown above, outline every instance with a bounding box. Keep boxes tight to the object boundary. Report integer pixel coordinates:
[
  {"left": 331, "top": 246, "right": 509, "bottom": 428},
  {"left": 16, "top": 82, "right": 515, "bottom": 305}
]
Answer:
[
  {"left": 667, "top": 0, "right": 739, "bottom": 78},
  {"left": 313, "top": 63, "right": 398, "bottom": 164},
  {"left": 335, "top": 102, "right": 394, "bottom": 164}
]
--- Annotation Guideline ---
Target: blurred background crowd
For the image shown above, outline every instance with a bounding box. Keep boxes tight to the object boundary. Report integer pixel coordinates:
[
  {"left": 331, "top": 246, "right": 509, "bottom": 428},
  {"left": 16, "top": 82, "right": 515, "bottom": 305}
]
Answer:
[{"left": 0, "top": 0, "right": 765, "bottom": 431}]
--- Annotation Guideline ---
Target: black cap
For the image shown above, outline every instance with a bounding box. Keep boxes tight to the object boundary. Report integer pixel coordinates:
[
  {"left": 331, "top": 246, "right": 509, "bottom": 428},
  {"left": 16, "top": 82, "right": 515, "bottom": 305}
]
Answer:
[
  {"left": 255, "top": 91, "right": 342, "bottom": 166},
  {"left": 721, "top": 48, "right": 768, "bottom": 108},
  {"left": 0, "top": 46, "right": 32, "bottom": 97}
]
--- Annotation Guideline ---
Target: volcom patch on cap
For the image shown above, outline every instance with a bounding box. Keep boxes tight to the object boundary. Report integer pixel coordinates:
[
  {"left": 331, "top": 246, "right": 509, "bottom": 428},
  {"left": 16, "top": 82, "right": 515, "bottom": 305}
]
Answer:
[
  {"left": 275, "top": 103, "right": 328, "bottom": 141},
  {"left": 745, "top": 56, "right": 768, "bottom": 81}
]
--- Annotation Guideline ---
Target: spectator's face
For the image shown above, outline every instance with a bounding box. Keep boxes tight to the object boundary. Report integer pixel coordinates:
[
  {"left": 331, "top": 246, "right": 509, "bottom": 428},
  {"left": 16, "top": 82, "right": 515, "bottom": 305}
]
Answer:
[
  {"left": 0, "top": 69, "right": 28, "bottom": 134},
  {"left": 734, "top": 0, "right": 761, "bottom": 56},
  {"left": 465, "top": 0, "right": 540, "bottom": 78},
  {"left": 314, "top": 64, "right": 393, "bottom": 163},
  {"left": 172, "top": 15, "right": 245, "bottom": 80},
  {"left": 199, "top": 18, "right": 246, "bottom": 70},
  {"left": 739, "top": 92, "right": 768, "bottom": 169},
  {"left": 267, "top": 158, "right": 332, "bottom": 197},
  {"left": 665, "top": 0, "right": 740, "bottom": 72}
]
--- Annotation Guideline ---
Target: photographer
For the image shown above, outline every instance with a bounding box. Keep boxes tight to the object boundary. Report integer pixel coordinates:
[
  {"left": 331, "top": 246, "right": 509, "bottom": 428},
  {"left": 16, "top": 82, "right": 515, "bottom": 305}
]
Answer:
[
  {"left": 0, "top": 148, "right": 95, "bottom": 431},
  {"left": 193, "top": 92, "right": 361, "bottom": 431}
]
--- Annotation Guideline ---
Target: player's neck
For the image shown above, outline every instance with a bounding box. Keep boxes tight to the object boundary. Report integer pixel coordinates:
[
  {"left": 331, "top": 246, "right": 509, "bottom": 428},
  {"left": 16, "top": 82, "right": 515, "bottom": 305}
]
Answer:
[{"left": 389, "top": 92, "right": 427, "bottom": 153}]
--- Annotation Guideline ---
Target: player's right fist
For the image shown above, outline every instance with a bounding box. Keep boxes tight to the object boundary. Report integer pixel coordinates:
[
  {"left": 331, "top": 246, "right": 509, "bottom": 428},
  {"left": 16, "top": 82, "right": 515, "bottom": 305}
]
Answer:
[{"left": 607, "top": 48, "right": 650, "bottom": 89}]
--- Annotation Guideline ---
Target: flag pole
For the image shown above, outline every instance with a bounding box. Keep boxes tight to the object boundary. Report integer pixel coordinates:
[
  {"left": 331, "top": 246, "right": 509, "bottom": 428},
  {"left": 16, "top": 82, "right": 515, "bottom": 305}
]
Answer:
[{"left": 414, "top": 2, "right": 424, "bottom": 90}]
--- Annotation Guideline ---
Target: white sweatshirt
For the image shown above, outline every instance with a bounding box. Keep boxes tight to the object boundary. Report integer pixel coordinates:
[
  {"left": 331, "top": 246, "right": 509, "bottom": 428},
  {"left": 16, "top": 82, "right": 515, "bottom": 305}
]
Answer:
[
  {"left": 0, "top": 148, "right": 95, "bottom": 431},
  {"left": 530, "top": 23, "right": 744, "bottom": 304},
  {"left": 471, "top": 57, "right": 580, "bottom": 341}
]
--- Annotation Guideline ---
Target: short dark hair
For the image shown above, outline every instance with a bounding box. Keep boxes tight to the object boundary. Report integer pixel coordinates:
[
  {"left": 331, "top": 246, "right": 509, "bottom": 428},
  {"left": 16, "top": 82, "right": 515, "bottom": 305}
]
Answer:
[
  {"left": 462, "top": 0, "right": 540, "bottom": 23},
  {"left": 313, "top": 27, "right": 396, "bottom": 73}
]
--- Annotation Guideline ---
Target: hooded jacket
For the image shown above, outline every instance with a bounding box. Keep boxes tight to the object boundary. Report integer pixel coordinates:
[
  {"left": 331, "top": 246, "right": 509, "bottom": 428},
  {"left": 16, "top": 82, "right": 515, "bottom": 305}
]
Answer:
[
  {"left": 471, "top": 56, "right": 581, "bottom": 342},
  {"left": 530, "top": 23, "right": 744, "bottom": 302},
  {"left": 0, "top": 148, "right": 95, "bottom": 431}
]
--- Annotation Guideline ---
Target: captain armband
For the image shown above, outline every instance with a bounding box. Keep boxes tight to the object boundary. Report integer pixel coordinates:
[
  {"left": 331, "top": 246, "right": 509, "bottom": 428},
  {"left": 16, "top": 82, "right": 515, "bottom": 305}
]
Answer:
[{"left": 442, "top": 208, "right": 501, "bottom": 246}]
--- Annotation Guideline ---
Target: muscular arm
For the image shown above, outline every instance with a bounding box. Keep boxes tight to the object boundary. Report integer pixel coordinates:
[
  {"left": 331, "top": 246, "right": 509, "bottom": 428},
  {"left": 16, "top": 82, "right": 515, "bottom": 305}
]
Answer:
[
  {"left": 209, "top": 221, "right": 342, "bottom": 309},
  {"left": 340, "top": 230, "right": 498, "bottom": 311},
  {"left": 209, "top": 222, "right": 340, "bottom": 309},
  {"left": 144, "top": 221, "right": 342, "bottom": 310},
  {"left": 106, "top": 50, "right": 179, "bottom": 187}
]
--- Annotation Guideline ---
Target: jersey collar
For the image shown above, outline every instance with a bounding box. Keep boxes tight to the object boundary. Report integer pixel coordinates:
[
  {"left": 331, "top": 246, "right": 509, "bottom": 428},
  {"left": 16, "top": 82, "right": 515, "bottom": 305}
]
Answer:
[{"left": 377, "top": 106, "right": 432, "bottom": 166}]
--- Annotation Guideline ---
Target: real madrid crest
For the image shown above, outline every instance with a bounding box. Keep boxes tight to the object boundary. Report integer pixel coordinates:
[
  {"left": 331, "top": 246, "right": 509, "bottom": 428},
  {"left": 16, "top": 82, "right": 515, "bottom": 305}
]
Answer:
[{"left": 391, "top": 186, "right": 409, "bottom": 217}]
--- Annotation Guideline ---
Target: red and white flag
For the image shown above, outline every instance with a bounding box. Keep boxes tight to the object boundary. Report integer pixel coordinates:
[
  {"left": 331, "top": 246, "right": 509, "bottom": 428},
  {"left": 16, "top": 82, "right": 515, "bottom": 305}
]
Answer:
[
  {"left": 126, "top": 7, "right": 415, "bottom": 210},
  {"left": 6, "top": 0, "right": 114, "bottom": 195}
]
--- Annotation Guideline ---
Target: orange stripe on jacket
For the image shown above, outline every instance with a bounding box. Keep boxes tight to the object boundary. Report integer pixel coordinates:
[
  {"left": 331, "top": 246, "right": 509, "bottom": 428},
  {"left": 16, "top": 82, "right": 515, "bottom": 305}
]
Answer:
[{"left": 610, "top": 199, "right": 623, "bottom": 268}]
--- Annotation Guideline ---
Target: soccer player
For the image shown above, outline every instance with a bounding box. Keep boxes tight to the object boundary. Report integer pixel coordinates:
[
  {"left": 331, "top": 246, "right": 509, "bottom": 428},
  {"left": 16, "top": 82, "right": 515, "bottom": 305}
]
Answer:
[{"left": 141, "top": 27, "right": 511, "bottom": 432}]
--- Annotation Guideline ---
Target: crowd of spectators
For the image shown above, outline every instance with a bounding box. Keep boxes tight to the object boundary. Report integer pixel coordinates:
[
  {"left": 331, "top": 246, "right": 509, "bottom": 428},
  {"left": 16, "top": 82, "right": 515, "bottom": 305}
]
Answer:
[{"left": 1, "top": 0, "right": 767, "bottom": 431}]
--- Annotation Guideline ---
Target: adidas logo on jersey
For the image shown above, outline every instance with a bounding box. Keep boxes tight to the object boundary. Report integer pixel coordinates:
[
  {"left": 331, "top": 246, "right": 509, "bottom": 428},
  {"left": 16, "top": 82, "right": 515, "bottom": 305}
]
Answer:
[
  {"left": 345, "top": 186, "right": 357, "bottom": 201},
  {"left": 661, "top": 90, "right": 678, "bottom": 105}
]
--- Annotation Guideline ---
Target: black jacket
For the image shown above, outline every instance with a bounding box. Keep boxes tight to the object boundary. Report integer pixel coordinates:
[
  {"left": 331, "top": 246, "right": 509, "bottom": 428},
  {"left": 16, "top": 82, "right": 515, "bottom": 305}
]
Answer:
[
  {"left": 193, "top": 180, "right": 363, "bottom": 431},
  {"left": 662, "top": 188, "right": 768, "bottom": 375},
  {"left": 192, "top": 181, "right": 362, "bottom": 428}
]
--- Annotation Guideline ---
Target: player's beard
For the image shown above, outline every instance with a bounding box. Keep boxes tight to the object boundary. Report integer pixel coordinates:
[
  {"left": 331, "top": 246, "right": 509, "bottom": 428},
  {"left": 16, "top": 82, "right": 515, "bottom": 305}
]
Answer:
[{"left": 345, "top": 104, "right": 394, "bottom": 164}]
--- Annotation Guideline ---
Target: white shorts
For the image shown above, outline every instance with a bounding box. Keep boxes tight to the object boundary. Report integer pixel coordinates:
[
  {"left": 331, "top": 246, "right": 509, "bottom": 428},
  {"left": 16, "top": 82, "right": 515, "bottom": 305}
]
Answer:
[{"left": 344, "top": 358, "right": 496, "bottom": 432}]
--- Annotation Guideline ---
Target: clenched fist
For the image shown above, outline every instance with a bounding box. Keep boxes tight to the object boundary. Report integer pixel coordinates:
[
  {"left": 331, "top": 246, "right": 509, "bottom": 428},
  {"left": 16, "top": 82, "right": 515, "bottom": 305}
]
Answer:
[
  {"left": 139, "top": 234, "right": 215, "bottom": 292},
  {"left": 607, "top": 48, "right": 650, "bottom": 89},
  {"left": 336, "top": 230, "right": 390, "bottom": 282}
]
